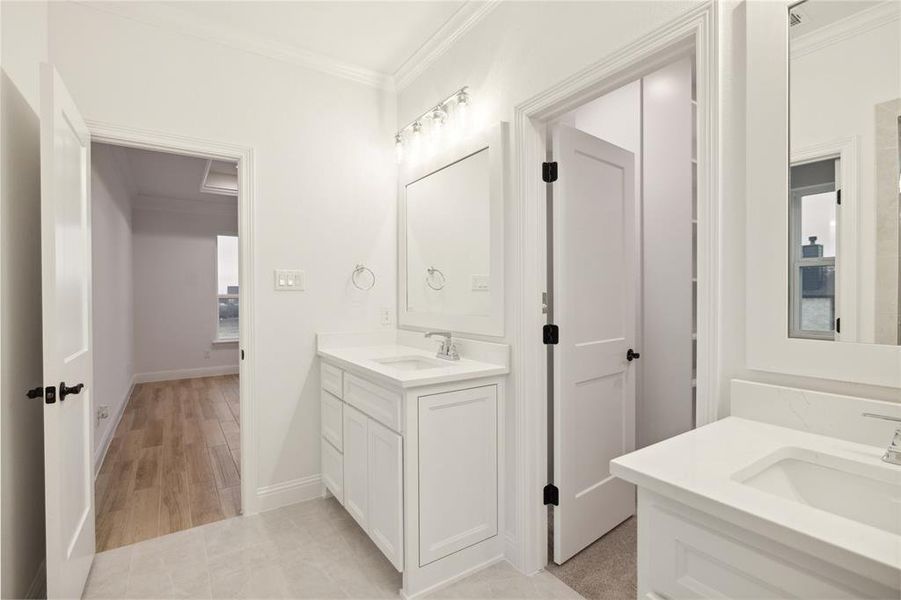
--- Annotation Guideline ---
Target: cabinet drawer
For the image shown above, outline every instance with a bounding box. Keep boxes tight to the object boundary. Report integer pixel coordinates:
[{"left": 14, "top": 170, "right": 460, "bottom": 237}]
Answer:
[
  {"left": 321, "top": 438, "right": 344, "bottom": 505},
  {"left": 321, "top": 362, "right": 343, "bottom": 399},
  {"left": 344, "top": 374, "right": 402, "bottom": 432},
  {"left": 321, "top": 389, "right": 343, "bottom": 451}
]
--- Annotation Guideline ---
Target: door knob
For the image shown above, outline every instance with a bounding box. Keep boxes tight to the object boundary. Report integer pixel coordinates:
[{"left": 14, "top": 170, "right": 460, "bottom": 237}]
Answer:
[
  {"left": 59, "top": 382, "right": 84, "bottom": 401},
  {"left": 626, "top": 349, "right": 641, "bottom": 361}
]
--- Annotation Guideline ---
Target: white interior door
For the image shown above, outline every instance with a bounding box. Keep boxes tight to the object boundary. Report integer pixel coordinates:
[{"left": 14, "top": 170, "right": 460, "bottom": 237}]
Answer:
[
  {"left": 551, "top": 125, "right": 637, "bottom": 564},
  {"left": 40, "top": 63, "right": 95, "bottom": 598}
]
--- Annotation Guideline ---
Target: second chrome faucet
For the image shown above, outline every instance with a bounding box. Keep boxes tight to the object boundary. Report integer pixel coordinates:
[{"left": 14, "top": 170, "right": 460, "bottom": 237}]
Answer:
[{"left": 425, "top": 331, "right": 460, "bottom": 361}]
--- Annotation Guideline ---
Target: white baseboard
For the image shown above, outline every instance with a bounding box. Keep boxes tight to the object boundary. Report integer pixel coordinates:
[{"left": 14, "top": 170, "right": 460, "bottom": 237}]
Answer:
[
  {"left": 93, "top": 376, "right": 136, "bottom": 476},
  {"left": 256, "top": 475, "right": 322, "bottom": 512},
  {"left": 25, "top": 560, "right": 46, "bottom": 600},
  {"left": 133, "top": 364, "right": 238, "bottom": 384}
]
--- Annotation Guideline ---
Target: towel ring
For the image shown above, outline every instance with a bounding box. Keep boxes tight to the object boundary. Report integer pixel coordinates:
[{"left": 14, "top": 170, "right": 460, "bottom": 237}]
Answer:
[
  {"left": 426, "top": 266, "right": 446, "bottom": 291},
  {"left": 352, "top": 264, "right": 376, "bottom": 290}
]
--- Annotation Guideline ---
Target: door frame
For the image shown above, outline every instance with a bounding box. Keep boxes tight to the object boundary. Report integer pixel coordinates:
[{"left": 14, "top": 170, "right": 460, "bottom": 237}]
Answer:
[
  {"left": 86, "top": 120, "right": 259, "bottom": 515},
  {"left": 511, "top": 1, "right": 720, "bottom": 574}
]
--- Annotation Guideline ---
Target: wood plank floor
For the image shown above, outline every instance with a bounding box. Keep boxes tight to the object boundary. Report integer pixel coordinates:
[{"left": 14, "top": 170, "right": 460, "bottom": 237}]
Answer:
[{"left": 95, "top": 375, "right": 240, "bottom": 552}]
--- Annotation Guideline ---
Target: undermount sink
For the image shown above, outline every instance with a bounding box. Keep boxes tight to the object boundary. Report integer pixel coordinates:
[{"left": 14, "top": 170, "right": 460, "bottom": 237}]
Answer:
[
  {"left": 372, "top": 355, "right": 449, "bottom": 371},
  {"left": 735, "top": 448, "right": 901, "bottom": 535}
]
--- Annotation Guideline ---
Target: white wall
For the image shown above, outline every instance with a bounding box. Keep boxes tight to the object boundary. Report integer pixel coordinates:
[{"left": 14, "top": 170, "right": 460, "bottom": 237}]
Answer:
[
  {"left": 132, "top": 201, "right": 239, "bottom": 379},
  {"left": 791, "top": 19, "right": 900, "bottom": 344},
  {"left": 45, "top": 1, "right": 397, "bottom": 508},
  {"left": 0, "top": 2, "right": 48, "bottom": 597},
  {"left": 91, "top": 143, "right": 135, "bottom": 469}
]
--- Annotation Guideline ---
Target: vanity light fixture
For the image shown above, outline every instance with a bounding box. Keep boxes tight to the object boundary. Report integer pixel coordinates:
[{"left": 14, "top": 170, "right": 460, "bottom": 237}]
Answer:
[{"left": 394, "top": 86, "right": 471, "bottom": 164}]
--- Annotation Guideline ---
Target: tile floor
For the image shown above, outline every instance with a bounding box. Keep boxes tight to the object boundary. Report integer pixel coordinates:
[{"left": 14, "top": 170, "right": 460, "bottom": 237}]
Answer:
[{"left": 83, "top": 497, "right": 583, "bottom": 600}]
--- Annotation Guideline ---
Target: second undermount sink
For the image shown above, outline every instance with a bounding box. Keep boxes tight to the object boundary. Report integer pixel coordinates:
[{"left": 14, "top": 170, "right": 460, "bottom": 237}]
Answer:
[
  {"left": 735, "top": 447, "right": 901, "bottom": 535},
  {"left": 372, "top": 355, "right": 449, "bottom": 371}
]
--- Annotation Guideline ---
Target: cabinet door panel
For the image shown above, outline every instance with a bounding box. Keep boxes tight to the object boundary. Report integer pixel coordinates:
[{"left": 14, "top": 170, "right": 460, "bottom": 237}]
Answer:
[
  {"left": 418, "top": 385, "right": 497, "bottom": 566},
  {"left": 321, "top": 362, "right": 344, "bottom": 399},
  {"left": 321, "top": 438, "right": 344, "bottom": 504},
  {"left": 321, "top": 389, "right": 344, "bottom": 451},
  {"left": 367, "top": 419, "right": 403, "bottom": 571},
  {"left": 343, "top": 404, "right": 369, "bottom": 528}
]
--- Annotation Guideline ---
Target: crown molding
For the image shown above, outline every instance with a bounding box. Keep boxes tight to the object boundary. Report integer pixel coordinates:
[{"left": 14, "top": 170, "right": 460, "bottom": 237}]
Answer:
[
  {"left": 73, "top": 1, "right": 394, "bottom": 90},
  {"left": 393, "top": 0, "right": 502, "bottom": 91},
  {"left": 791, "top": 0, "right": 899, "bottom": 59}
]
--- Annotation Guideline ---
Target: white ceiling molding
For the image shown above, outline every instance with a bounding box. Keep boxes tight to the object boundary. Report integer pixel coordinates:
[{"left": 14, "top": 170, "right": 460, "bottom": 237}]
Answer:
[
  {"left": 75, "top": 1, "right": 394, "bottom": 89},
  {"left": 393, "top": 0, "right": 502, "bottom": 91},
  {"left": 133, "top": 193, "right": 238, "bottom": 218},
  {"left": 791, "top": 0, "right": 899, "bottom": 59},
  {"left": 200, "top": 160, "right": 239, "bottom": 197}
]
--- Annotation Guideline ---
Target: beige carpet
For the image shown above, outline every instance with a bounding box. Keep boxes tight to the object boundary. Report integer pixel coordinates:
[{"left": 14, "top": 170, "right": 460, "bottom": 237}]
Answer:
[{"left": 546, "top": 515, "right": 637, "bottom": 600}]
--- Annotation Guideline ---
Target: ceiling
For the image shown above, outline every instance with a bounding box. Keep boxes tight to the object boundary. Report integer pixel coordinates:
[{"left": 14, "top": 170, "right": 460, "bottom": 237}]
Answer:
[
  {"left": 105, "top": 143, "right": 238, "bottom": 206},
  {"left": 158, "top": 1, "right": 466, "bottom": 75}
]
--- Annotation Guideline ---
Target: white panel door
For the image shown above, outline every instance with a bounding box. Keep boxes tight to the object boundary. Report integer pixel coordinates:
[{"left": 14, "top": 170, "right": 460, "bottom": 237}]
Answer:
[
  {"left": 551, "top": 125, "right": 637, "bottom": 564},
  {"left": 418, "top": 385, "right": 497, "bottom": 566},
  {"left": 367, "top": 419, "right": 403, "bottom": 571},
  {"left": 342, "top": 403, "right": 369, "bottom": 528},
  {"left": 39, "top": 63, "right": 95, "bottom": 599}
]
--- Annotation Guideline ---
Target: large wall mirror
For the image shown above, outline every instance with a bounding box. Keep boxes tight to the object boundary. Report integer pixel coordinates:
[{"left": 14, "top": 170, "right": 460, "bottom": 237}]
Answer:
[
  {"left": 398, "top": 123, "right": 506, "bottom": 336},
  {"left": 789, "top": 0, "right": 901, "bottom": 345}
]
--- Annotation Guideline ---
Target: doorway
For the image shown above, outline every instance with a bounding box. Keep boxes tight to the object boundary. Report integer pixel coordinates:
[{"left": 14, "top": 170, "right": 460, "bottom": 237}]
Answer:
[
  {"left": 541, "top": 54, "right": 697, "bottom": 597},
  {"left": 91, "top": 143, "right": 242, "bottom": 551}
]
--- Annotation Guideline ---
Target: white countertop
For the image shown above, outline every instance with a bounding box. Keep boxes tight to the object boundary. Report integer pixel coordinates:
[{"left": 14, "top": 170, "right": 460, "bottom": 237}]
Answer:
[
  {"left": 611, "top": 417, "right": 901, "bottom": 575},
  {"left": 317, "top": 343, "right": 509, "bottom": 389}
]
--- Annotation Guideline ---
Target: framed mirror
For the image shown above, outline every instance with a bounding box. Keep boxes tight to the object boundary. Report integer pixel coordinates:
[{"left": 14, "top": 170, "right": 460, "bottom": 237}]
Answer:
[
  {"left": 789, "top": 0, "right": 901, "bottom": 345},
  {"left": 398, "top": 123, "right": 506, "bottom": 337}
]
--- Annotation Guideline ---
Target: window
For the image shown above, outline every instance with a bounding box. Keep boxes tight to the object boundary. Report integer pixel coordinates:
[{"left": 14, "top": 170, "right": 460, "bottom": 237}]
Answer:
[
  {"left": 789, "top": 158, "right": 838, "bottom": 340},
  {"left": 217, "top": 235, "right": 239, "bottom": 341}
]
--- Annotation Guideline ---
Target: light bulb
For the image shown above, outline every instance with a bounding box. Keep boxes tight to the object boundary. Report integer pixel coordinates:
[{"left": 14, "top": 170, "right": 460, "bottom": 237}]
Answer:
[
  {"left": 411, "top": 121, "right": 423, "bottom": 160},
  {"left": 394, "top": 133, "right": 404, "bottom": 164},
  {"left": 455, "top": 89, "right": 470, "bottom": 134},
  {"left": 430, "top": 106, "right": 447, "bottom": 141}
]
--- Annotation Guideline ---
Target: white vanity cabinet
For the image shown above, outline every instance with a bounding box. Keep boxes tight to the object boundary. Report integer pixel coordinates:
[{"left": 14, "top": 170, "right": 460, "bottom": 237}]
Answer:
[{"left": 317, "top": 337, "right": 508, "bottom": 599}]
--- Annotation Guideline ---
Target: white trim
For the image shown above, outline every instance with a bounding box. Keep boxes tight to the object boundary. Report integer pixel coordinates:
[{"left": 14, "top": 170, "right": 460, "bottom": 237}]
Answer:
[
  {"left": 256, "top": 475, "right": 323, "bottom": 512},
  {"left": 394, "top": 0, "right": 502, "bottom": 91},
  {"left": 133, "top": 365, "right": 239, "bottom": 384},
  {"left": 25, "top": 560, "right": 46, "bottom": 600},
  {"left": 86, "top": 118, "right": 260, "bottom": 514},
  {"left": 512, "top": 2, "right": 719, "bottom": 575},
  {"left": 92, "top": 376, "right": 135, "bottom": 476},
  {"left": 790, "top": 1, "right": 900, "bottom": 59},
  {"left": 212, "top": 338, "right": 240, "bottom": 345},
  {"left": 200, "top": 159, "right": 239, "bottom": 197},
  {"left": 73, "top": 1, "right": 393, "bottom": 89}
]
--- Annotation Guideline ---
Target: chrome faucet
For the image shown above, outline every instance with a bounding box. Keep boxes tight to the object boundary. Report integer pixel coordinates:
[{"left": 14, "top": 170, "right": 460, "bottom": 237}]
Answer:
[
  {"left": 862, "top": 413, "right": 901, "bottom": 466},
  {"left": 425, "top": 331, "right": 460, "bottom": 361}
]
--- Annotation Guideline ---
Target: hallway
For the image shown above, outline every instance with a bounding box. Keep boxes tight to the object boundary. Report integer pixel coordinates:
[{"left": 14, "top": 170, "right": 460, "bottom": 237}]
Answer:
[{"left": 95, "top": 375, "right": 241, "bottom": 551}]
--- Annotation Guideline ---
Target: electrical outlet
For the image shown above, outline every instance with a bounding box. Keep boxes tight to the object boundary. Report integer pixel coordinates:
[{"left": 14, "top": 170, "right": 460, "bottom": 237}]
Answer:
[
  {"left": 274, "top": 269, "right": 305, "bottom": 291},
  {"left": 380, "top": 307, "right": 393, "bottom": 326}
]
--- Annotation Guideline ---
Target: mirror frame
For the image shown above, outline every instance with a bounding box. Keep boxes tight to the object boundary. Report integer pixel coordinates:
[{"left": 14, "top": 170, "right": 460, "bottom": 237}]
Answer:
[
  {"left": 398, "top": 122, "right": 507, "bottom": 337},
  {"left": 745, "top": 0, "right": 901, "bottom": 388}
]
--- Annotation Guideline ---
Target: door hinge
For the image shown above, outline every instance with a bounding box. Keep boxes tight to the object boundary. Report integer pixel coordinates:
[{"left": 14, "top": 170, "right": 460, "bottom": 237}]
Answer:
[
  {"left": 836, "top": 189, "right": 842, "bottom": 205},
  {"left": 44, "top": 385, "right": 56, "bottom": 405},
  {"left": 835, "top": 317, "right": 841, "bottom": 334},
  {"left": 542, "top": 162, "right": 558, "bottom": 183},
  {"left": 543, "top": 484, "right": 559, "bottom": 506},
  {"left": 26, "top": 386, "right": 44, "bottom": 400},
  {"left": 241, "top": 349, "right": 245, "bottom": 360},
  {"left": 543, "top": 324, "right": 559, "bottom": 345}
]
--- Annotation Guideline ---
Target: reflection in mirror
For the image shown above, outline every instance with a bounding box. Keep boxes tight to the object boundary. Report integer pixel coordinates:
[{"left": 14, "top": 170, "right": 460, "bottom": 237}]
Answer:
[
  {"left": 789, "top": 0, "right": 901, "bottom": 345},
  {"left": 405, "top": 149, "right": 490, "bottom": 317}
]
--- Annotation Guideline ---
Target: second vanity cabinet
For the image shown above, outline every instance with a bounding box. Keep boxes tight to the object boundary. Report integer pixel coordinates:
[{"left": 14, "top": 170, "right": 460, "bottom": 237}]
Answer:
[{"left": 317, "top": 337, "right": 508, "bottom": 599}]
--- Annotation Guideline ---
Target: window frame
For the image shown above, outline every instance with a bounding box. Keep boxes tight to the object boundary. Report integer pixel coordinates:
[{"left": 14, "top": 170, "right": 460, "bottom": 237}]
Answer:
[
  {"left": 788, "top": 174, "right": 838, "bottom": 341},
  {"left": 215, "top": 234, "right": 240, "bottom": 343}
]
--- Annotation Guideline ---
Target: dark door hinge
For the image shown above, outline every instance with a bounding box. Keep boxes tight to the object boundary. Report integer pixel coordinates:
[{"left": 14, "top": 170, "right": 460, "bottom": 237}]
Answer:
[
  {"left": 241, "top": 349, "right": 245, "bottom": 360},
  {"left": 543, "top": 484, "right": 559, "bottom": 506},
  {"left": 543, "top": 324, "right": 559, "bottom": 345},
  {"left": 542, "top": 162, "right": 558, "bottom": 183},
  {"left": 836, "top": 189, "right": 842, "bottom": 205},
  {"left": 44, "top": 386, "right": 56, "bottom": 404},
  {"left": 836, "top": 317, "right": 841, "bottom": 334},
  {"left": 626, "top": 348, "right": 641, "bottom": 361},
  {"left": 26, "top": 386, "right": 44, "bottom": 400}
]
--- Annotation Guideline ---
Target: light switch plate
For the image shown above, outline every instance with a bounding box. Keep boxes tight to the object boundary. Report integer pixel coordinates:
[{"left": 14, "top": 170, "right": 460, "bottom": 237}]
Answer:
[{"left": 275, "top": 269, "right": 305, "bottom": 291}]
